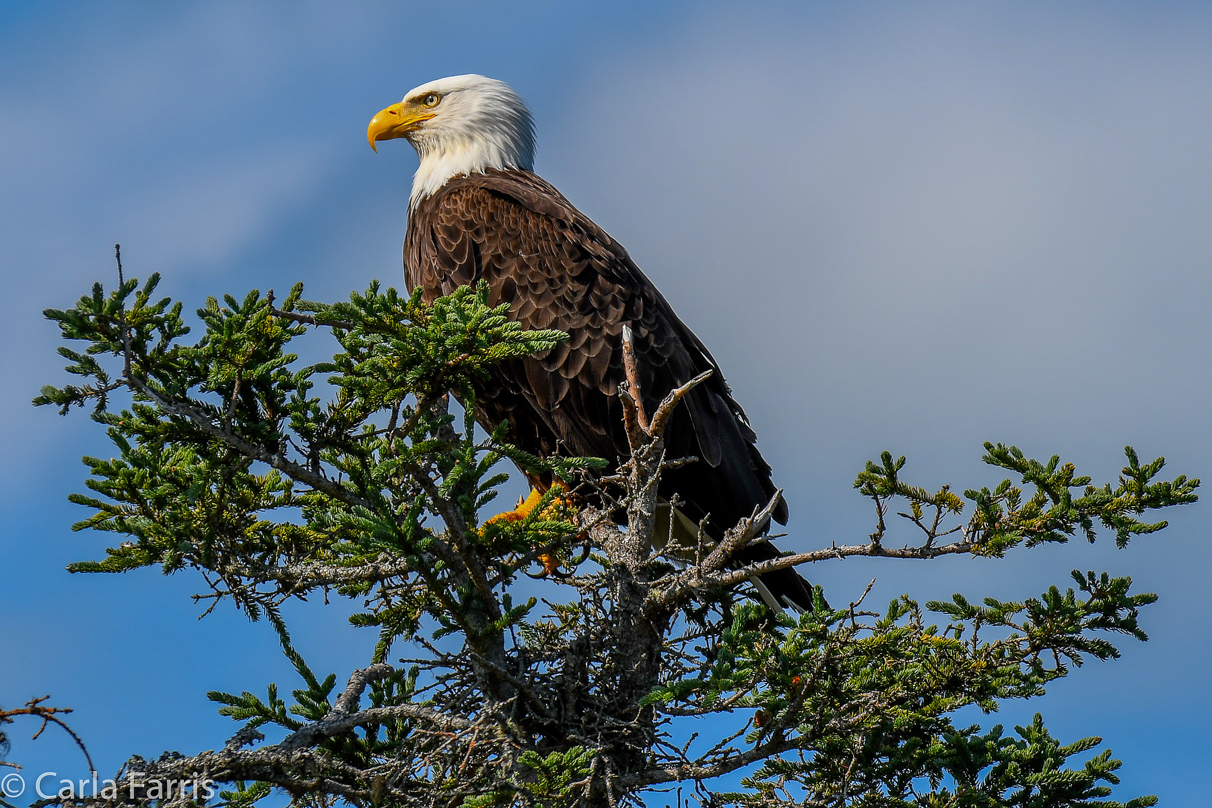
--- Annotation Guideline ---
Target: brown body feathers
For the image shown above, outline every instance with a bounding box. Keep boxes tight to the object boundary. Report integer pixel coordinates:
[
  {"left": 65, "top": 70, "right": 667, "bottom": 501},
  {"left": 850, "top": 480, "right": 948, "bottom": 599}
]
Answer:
[{"left": 405, "top": 169, "right": 813, "bottom": 611}]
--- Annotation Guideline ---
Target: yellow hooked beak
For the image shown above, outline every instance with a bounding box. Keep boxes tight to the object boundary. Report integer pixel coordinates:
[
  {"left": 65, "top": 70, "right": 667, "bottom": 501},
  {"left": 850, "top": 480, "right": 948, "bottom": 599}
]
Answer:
[{"left": 367, "top": 103, "right": 434, "bottom": 152}]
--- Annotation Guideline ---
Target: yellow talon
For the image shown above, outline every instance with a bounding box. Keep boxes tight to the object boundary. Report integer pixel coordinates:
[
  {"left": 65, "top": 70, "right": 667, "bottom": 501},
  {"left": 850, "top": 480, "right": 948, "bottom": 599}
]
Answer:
[
  {"left": 484, "top": 488, "right": 546, "bottom": 525},
  {"left": 539, "top": 552, "right": 561, "bottom": 576},
  {"left": 483, "top": 487, "right": 573, "bottom": 576}
]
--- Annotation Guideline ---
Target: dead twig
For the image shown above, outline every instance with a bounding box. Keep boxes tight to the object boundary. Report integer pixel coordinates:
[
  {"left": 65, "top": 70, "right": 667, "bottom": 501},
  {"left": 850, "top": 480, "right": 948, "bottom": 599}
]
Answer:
[{"left": 0, "top": 697, "right": 94, "bottom": 774}]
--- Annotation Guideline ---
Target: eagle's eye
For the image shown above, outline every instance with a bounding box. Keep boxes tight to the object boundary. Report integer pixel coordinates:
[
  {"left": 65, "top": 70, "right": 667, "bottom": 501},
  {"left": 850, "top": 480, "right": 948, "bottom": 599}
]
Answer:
[{"left": 422, "top": 93, "right": 442, "bottom": 108}]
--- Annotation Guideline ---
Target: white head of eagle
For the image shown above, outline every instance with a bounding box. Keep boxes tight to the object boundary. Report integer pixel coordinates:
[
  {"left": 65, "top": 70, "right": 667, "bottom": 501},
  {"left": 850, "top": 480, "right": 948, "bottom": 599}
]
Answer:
[{"left": 368, "top": 74, "right": 536, "bottom": 208}]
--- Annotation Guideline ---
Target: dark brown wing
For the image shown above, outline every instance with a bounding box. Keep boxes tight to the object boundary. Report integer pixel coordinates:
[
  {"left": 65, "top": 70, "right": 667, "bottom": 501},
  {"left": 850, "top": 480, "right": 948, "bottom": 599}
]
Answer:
[{"left": 404, "top": 169, "right": 810, "bottom": 610}]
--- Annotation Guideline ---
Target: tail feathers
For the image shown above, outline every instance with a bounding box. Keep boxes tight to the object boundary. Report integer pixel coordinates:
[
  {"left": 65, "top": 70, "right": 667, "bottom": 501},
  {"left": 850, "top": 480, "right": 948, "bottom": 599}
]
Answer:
[
  {"left": 735, "top": 543, "right": 820, "bottom": 614},
  {"left": 654, "top": 499, "right": 823, "bottom": 613}
]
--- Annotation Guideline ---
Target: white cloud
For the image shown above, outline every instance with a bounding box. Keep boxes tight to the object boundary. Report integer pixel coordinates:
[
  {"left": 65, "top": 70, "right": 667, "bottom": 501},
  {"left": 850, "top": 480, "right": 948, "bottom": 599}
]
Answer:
[
  {"left": 551, "top": 4, "right": 1212, "bottom": 432},
  {"left": 544, "top": 3, "right": 1212, "bottom": 707}
]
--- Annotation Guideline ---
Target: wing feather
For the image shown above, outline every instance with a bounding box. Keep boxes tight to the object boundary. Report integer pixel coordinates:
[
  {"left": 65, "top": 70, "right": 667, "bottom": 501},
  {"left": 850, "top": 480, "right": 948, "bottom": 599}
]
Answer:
[{"left": 404, "top": 169, "right": 789, "bottom": 532}]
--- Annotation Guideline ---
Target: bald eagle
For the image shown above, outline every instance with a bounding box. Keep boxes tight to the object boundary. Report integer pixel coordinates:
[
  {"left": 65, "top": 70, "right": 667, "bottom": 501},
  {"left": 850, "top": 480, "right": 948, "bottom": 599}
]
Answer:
[{"left": 368, "top": 75, "right": 814, "bottom": 612}]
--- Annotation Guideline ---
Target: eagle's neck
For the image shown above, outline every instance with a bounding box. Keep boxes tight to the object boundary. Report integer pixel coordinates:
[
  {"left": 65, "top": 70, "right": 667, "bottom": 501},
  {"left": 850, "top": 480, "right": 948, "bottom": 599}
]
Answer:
[
  {"left": 410, "top": 129, "right": 535, "bottom": 208},
  {"left": 410, "top": 147, "right": 498, "bottom": 208}
]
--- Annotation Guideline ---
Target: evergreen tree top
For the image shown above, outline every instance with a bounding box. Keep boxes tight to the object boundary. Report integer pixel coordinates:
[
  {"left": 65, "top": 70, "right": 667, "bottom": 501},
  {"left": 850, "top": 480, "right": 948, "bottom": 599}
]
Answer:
[{"left": 14, "top": 263, "right": 1197, "bottom": 807}]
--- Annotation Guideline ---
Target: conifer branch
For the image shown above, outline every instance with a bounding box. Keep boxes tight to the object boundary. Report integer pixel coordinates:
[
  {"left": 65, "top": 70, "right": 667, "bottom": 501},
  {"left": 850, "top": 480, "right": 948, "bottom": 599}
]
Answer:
[
  {"left": 35, "top": 276, "right": 1185, "bottom": 808},
  {"left": 123, "top": 372, "right": 376, "bottom": 513}
]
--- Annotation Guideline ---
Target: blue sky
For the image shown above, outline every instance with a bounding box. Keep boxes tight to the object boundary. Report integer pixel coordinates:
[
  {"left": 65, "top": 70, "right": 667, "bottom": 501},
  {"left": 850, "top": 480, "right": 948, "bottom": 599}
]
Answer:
[{"left": 2, "top": 1, "right": 1210, "bottom": 804}]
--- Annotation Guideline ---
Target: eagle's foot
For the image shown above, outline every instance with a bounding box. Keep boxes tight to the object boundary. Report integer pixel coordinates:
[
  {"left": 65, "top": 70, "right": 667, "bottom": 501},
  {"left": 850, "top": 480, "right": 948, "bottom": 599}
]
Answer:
[
  {"left": 484, "top": 488, "right": 547, "bottom": 525},
  {"left": 484, "top": 487, "right": 573, "bottom": 576}
]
